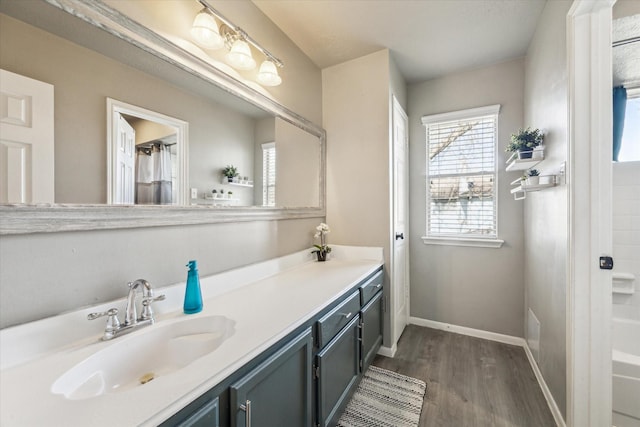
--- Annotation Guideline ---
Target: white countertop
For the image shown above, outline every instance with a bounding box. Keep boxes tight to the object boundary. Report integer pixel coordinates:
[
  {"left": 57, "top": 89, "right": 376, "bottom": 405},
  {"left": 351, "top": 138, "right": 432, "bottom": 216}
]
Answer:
[{"left": 0, "top": 245, "right": 383, "bottom": 426}]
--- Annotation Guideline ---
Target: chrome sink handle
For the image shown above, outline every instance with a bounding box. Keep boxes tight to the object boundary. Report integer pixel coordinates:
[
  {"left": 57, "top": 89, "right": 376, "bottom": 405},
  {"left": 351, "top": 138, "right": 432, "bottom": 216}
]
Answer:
[
  {"left": 141, "top": 294, "right": 166, "bottom": 321},
  {"left": 87, "top": 308, "right": 121, "bottom": 340}
]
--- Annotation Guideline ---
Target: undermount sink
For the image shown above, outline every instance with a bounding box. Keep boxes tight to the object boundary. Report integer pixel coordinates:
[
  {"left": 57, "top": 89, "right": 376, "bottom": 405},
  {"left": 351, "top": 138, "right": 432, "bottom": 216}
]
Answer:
[{"left": 51, "top": 315, "right": 235, "bottom": 400}]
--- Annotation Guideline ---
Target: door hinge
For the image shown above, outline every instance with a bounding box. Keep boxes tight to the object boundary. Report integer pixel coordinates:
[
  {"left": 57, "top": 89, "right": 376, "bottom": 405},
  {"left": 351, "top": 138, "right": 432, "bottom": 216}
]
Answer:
[{"left": 313, "top": 365, "right": 320, "bottom": 379}]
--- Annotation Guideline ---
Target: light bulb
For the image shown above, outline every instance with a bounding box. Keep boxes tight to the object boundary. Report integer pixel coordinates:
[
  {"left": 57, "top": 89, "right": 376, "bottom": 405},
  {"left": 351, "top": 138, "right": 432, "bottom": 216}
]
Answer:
[
  {"left": 257, "top": 60, "right": 282, "bottom": 86},
  {"left": 226, "top": 39, "right": 256, "bottom": 70},
  {"left": 191, "top": 9, "right": 223, "bottom": 50}
]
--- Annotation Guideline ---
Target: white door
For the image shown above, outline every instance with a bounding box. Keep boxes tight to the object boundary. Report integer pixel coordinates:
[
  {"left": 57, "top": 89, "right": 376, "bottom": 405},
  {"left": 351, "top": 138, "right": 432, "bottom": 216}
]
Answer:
[
  {"left": 392, "top": 96, "right": 409, "bottom": 345},
  {"left": 115, "top": 113, "right": 135, "bottom": 204},
  {"left": 0, "top": 69, "right": 54, "bottom": 203}
]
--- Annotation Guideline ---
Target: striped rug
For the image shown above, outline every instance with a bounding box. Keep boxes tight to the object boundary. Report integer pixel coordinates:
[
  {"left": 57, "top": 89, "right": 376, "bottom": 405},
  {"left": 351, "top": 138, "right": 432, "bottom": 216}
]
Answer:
[{"left": 337, "top": 365, "right": 426, "bottom": 427}]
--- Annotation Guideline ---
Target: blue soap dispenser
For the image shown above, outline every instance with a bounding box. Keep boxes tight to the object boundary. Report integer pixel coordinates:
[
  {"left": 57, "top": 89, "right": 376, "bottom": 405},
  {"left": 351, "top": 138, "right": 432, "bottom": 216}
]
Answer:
[{"left": 184, "top": 260, "right": 203, "bottom": 314}]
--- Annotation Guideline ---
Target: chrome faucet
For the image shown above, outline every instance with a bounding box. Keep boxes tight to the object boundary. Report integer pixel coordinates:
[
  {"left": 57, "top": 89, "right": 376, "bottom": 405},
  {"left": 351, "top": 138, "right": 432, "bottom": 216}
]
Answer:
[{"left": 88, "top": 279, "right": 165, "bottom": 340}]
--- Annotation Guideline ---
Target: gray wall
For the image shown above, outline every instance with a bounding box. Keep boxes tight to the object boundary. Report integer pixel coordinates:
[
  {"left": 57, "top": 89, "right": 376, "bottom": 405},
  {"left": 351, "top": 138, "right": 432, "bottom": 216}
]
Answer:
[
  {"left": 523, "top": 0, "right": 573, "bottom": 418},
  {"left": 407, "top": 58, "right": 526, "bottom": 337},
  {"left": 0, "top": 2, "right": 323, "bottom": 329}
]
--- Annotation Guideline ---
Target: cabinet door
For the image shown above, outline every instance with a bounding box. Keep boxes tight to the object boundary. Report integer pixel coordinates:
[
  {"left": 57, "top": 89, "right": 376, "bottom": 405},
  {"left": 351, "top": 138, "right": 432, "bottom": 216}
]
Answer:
[
  {"left": 316, "top": 315, "right": 360, "bottom": 427},
  {"left": 230, "top": 328, "right": 313, "bottom": 427},
  {"left": 361, "top": 291, "right": 383, "bottom": 372}
]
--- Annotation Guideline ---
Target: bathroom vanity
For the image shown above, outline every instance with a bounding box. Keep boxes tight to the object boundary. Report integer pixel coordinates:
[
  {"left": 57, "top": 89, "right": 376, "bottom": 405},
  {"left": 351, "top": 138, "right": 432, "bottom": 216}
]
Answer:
[{"left": 0, "top": 246, "right": 383, "bottom": 426}]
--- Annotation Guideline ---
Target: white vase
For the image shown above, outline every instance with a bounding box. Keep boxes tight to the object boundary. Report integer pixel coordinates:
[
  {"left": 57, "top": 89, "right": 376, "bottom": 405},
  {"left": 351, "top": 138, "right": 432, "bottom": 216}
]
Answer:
[{"left": 527, "top": 176, "right": 540, "bottom": 186}]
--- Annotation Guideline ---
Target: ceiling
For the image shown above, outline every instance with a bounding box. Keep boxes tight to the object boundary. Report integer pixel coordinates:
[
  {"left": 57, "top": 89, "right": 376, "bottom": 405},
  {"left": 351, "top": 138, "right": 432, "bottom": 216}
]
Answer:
[
  {"left": 613, "top": 14, "right": 640, "bottom": 87},
  {"left": 252, "top": 0, "right": 547, "bottom": 84}
]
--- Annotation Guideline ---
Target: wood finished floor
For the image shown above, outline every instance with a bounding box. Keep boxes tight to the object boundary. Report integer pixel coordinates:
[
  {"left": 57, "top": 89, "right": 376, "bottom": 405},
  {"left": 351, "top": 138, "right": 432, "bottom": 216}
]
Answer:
[{"left": 372, "top": 325, "right": 556, "bottom": 427}]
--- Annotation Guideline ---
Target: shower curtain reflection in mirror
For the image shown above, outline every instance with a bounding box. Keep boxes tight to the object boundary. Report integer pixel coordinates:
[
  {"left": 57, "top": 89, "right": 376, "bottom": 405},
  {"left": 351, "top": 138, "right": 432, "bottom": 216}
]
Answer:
[{"left": 136, "top": 143, "right": 174, "bottom": 204}]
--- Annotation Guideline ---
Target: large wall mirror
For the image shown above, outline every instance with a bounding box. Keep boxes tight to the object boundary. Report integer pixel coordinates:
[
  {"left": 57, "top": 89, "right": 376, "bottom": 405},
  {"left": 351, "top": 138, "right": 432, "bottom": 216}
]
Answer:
[{"left": 0, "top": 0, "right": 325, "bottom": 234}]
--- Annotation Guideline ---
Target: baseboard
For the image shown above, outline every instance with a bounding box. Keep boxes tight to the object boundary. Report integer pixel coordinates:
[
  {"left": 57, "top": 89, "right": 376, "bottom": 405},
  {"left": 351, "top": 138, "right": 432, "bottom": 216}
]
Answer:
[
  {"left": 377, "top": 343, "right": 397, "bottom": 358},
  {"left": 409, "top": 316, "right": 566, "bottom": 427},
  {"left": 408, "top": 316, "right": 525, "bottom": 346},
  {"left": 522, "top": 342, "right": 566, "bottom": 427}
]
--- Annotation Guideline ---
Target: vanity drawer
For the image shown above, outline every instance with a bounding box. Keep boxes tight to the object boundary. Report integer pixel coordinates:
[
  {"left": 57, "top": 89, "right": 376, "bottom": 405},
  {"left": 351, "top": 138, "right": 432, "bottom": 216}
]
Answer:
[
  {"left": 317, "top": 291, "right": 360, "bottom": 348},
  {"left": 359, "top": 270, "right": 383, "bottom": 306}
]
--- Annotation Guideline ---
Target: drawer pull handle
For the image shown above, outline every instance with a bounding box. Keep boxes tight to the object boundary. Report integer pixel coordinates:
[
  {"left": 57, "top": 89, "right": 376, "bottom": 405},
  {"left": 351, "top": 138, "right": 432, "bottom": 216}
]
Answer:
[
  {"left": 375, "top": 284, "right": 382, "bottom": 289},
  {"left": 342, "top": 312, "right": 353, "bottom": 319},
  {"left": 240, "top": 399, "right": 251, "bottom": 427}
]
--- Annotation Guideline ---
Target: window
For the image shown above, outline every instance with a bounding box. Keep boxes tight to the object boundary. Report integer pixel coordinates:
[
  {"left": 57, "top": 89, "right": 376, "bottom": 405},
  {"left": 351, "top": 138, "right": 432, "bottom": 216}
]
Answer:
[
  {"left": 619, "top": 93, "right": 640, "bottom": 162},
  {"left": 421, "top": 105, "right": 503, "bottom": 248},
  {"left": 262, "top": 142, "right": 276, "bottom": 206}
]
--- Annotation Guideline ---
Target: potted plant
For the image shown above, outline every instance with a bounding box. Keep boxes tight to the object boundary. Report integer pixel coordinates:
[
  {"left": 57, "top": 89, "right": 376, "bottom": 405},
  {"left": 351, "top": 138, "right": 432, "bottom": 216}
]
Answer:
[
  {"left": 311, "top": 222, "right": 332, "bottom": 262},
  {"left": 222, "top": 165, "right": 239, "bottom": 182},
  {"left": 527, "top": 169, "right": 540, "bottom": 186},
  {"left": 227, "top": 191, "right": 233, "bottom": 199},
  {"left": 211, "top": 189, "right": 218, "bottom": 199},
  {"left": 506, "top": 127, "right": 544, "bottom": 159}
]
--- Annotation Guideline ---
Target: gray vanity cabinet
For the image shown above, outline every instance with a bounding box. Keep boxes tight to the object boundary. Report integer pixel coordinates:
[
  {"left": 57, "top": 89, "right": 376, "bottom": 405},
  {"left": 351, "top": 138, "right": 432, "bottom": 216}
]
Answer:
[
  {"left": 360, "top": 292, "right": 383, "bottom": 372},
  {"left": 230, "top": 328, "right": 313, "bottom": 427},
  {"left": 316, "top": 315, "right": 361, "bottom": 427}
]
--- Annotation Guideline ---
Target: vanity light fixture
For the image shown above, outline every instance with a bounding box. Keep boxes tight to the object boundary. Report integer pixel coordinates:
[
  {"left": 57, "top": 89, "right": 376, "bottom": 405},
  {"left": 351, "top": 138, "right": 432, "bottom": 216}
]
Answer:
[
  {"left": 257, "top": 59, "right": 282, "bottom": 86},
  {"left": 226, "top": 37, "right": 256, "bottom": 70},
  {"left": 191, "top": 8, "right": 223, "bottom": 50},
  {"left": 193, "top": 0, "right": 284, "bottom": 85}
]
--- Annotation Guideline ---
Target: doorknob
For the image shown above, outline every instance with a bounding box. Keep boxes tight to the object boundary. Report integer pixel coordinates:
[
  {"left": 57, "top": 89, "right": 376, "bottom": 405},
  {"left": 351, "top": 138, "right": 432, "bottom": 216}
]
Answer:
[{"left": 395, "top": 232, "right": 404, "bottom": 240}]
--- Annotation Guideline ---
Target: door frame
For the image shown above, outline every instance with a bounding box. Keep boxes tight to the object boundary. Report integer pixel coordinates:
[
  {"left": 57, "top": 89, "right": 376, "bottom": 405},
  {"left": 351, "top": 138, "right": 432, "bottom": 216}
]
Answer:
[
  {"left": 566, "top": 1, "right": 614, "bottom": 425},
  {"left": 106, "top": 98, "right": 189, "bottom": 205}
]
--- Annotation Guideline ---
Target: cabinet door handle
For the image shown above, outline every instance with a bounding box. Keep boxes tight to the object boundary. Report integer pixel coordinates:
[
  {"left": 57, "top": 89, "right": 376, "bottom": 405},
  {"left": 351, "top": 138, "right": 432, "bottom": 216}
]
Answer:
[
  {"left": 240, "top": 399, "right": 251, "bottom": 427},
  {"left": 375, "top": 283, "right": 382, "bottom": 289},
  {"left": 342, "top": 312, "right": 352, "bottom": 319}
]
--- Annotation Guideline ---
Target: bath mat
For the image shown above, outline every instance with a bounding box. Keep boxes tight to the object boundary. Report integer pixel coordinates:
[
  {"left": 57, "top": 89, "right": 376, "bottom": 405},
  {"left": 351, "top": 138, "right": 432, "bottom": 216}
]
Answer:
[{"left": 337, "top": 365, "right": 426, "bottom": 427}]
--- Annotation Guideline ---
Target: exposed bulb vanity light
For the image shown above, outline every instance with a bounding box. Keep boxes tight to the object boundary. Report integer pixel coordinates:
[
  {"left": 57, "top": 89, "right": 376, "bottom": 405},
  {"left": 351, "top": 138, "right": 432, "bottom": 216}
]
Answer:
[
  {"left": 193, "top": 0, "right": 284, "bottom": 85},
  {"left": 257, "top": 60, "right": 282, "bottom": 86},
  {"left": 226, "top": 38, "right": 256, "bottom": 70},
  {"left": 190, "top": 8, "right": 223, "bottom": 49}
]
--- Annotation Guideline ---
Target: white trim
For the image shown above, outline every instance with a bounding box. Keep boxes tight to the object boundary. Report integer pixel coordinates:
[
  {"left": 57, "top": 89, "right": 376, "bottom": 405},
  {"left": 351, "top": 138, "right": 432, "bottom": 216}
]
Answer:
[
  {"left": 377, "top": 344, "right": 397, "bottom": 358},
  {"left": 421, "top": 104, "right": 501, "bottom": 124},
  {"left": 566, "top": 1, "right": 614, "bottom": 426},
  {"left": 408, "top": 317, "right": 523, "bottom": 346},
  {"left": 410, "top": 316, "right": 565, "bottom": 427},
  {"left": 421, "top": 236, "right": 504, "bottom": 248},
  {"left": 523, "top": 342, "right": 568, "bottom": 427}
]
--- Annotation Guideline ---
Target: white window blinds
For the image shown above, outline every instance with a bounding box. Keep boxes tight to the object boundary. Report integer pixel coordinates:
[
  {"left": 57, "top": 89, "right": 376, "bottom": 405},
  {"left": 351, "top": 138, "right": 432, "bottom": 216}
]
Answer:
[
  {"left": 422, "top": 105, "right": 500, "bottom": 240},
  {"left": 262, "top": 142, "right": 276, "bottom": 207}
]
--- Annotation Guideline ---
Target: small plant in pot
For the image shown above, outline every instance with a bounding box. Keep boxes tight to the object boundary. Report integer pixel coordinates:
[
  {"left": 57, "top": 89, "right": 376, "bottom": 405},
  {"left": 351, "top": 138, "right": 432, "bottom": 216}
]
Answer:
[
  {"left": 506, "top": 127, "right": 543, "bottom": 159},
  {"left": 211, "top": 189, "right": 218, "bottom": 199},
  {"left": 222, "top": 165, "right": 239, "bottom": 182},
  {"left": 311, "top": 222, "right": 332, "bottom": 262},
  {"left": 527, "top": 169, "right": 540, "bottom": 186},
  {"left": 228, "top": 191, "right": 233, "bottom": 199}
]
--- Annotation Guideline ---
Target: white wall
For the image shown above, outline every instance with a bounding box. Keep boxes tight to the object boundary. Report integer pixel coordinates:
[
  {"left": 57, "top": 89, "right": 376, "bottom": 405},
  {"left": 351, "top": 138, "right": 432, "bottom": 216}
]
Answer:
[
  {"left": 0, "top": 2, "right": 323, "bottom": 329},
  {"left": 407, "top": 58, "right": 526, "bottom": 337},
  {"left": 612, "top": 161, "right": 640, "bottom": 320},
  {"left": 523, "top": 0, "right": 573, "bottom": 419}
]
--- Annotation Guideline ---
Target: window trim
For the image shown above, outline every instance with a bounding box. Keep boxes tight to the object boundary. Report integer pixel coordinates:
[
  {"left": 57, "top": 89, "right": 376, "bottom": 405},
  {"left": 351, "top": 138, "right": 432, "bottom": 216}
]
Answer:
[
  {"left": 421, "top": 104, "right": 503, "bottom": 248},
  {"left": 262, "top": 142, "right": 276, "bottom": 207}
]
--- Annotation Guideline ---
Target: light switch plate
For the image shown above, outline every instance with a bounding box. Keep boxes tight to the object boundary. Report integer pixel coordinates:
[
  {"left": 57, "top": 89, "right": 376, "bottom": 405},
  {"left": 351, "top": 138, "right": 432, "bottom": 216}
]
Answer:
[{"left": 190, "top": 188, "right": 198, "bottom": 199}]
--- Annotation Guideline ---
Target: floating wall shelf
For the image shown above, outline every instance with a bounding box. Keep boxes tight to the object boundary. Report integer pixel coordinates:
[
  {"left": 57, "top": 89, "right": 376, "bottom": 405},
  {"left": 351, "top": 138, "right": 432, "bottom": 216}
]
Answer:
[
  {"left": 220, "top": 176, "right": 254, "bottom": 187},
  {"left": 505, "top": 148, "right": 545, "bottom": 171},
  {"left": 510, "top": 176, "right": 557, "bottom": 200}
]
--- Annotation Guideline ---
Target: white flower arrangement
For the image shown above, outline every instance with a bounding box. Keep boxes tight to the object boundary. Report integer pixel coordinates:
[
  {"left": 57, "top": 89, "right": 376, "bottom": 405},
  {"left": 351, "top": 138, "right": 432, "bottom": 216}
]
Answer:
[{"left": 312, "top": 222, "right": 332, "bottom": 256}]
